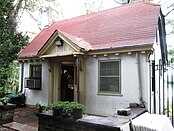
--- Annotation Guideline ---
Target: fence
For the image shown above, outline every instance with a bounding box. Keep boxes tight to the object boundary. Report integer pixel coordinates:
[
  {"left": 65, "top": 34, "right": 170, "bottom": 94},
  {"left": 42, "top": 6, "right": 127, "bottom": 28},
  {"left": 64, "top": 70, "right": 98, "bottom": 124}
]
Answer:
[{"left": 149, "top": 60, "right": 174, "bottom": 125}]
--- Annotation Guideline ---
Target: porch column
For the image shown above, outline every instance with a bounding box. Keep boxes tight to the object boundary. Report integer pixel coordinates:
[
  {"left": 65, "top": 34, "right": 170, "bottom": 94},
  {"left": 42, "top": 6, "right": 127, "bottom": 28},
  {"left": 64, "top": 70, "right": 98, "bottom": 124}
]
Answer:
[
  {"left": 48, "top": 60, "right": 54, "bottom": 103},
  {"left": 74, "top": 58, "right": 79, "bottom": 102},
  {"left": 74, "top": 56, "right": 86, "bottom": 104}
]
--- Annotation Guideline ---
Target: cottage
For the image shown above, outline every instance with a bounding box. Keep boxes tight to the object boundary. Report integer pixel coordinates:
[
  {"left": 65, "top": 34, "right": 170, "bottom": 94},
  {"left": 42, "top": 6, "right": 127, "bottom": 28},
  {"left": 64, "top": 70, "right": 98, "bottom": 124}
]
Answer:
[{"left": 18, "top": 1, "right": 167, "bottom": 116}]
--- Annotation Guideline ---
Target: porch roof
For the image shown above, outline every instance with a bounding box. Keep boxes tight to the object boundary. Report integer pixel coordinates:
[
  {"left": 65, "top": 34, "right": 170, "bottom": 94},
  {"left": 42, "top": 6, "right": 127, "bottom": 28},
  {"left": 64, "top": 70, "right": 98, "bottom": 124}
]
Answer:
[{"left": 19, "top": 1, "right": 160, "bottom": 58}]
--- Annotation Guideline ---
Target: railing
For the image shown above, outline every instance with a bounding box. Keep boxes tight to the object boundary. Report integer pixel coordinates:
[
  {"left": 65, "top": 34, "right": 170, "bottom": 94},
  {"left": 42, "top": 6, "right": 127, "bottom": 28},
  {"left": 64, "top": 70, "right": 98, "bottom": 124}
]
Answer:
[{"left": 150, "top": 60, "right": 174, "bottom": 125}]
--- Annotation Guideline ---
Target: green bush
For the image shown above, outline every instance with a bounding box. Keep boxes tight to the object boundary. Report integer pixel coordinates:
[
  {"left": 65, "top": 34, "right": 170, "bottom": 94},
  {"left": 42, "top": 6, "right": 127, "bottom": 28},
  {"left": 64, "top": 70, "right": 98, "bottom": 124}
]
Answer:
[
  {"left": 70, "top": 102, "right": 86, "bottom": 110},
  {"left": 48, "top": 101, "right": 85, "bottom": 117}
]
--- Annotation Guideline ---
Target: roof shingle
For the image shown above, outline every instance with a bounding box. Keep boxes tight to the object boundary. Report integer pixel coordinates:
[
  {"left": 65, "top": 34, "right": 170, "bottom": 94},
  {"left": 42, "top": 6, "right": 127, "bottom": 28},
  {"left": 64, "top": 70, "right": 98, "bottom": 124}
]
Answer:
[{"left": 19, "top": 1, "right": 160, "bottom": 57}]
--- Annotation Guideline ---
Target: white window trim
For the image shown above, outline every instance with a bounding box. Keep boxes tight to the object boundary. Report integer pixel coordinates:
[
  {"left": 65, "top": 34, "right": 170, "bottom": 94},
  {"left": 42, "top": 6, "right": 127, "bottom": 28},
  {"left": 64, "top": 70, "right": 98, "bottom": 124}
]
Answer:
[{"left": 98, "top": 60, "right": 121, "bottom": 95}]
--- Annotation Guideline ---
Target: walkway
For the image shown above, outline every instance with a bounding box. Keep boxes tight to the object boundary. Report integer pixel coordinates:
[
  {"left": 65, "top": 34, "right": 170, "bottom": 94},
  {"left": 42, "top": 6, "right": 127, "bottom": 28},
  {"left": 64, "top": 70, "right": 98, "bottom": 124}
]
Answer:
[{"left": 0, "top": 107, "right": 38, "bottom": 131}]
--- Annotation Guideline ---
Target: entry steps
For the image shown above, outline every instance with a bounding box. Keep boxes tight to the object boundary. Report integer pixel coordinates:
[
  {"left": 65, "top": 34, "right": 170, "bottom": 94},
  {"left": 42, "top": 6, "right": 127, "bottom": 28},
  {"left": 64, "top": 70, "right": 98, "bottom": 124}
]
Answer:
[{"left": 3, "top": 122, "right": 38, "bottom": 131}]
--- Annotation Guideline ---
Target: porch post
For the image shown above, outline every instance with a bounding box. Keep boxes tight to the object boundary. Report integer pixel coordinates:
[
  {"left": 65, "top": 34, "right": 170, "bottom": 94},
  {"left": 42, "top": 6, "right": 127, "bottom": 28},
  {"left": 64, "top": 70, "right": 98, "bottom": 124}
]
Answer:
[
  {"left": 74, "top": 57, "right": 80, "bottom": 102},
  {"left": 48, "top": 60, "right": 54, "bottom": 103}
]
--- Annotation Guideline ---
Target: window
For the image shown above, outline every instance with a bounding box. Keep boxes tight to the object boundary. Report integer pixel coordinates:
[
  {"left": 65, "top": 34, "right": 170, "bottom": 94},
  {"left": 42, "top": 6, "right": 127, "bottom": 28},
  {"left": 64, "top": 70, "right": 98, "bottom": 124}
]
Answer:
[
  {"left": 99, "top": 60, "right": 121, "bottom": 94},
  {"left": 25, "top": 64, "right": 42, "bottom": 90},
  {"left": 30, "top": 65, "right": 42, "bottom": 78}
]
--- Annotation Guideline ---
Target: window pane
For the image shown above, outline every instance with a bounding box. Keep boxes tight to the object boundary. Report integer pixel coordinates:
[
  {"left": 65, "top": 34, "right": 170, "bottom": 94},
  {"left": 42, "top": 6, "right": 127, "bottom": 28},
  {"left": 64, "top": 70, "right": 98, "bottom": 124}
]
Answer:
[
  {"left": 31, "top": 65, "right": 42, "bottom": 78},
  {"left": 100, "top": 61, "right": 119, "bottom": 76},
  {"left": 99, "top": 60, "right": 120, "bottom": 94},
  {"left": 114, "top": 62, "right": 119, "bottom": 76},
  {"left": 100, "top": 77, "right": 120, "bottom": 93}
]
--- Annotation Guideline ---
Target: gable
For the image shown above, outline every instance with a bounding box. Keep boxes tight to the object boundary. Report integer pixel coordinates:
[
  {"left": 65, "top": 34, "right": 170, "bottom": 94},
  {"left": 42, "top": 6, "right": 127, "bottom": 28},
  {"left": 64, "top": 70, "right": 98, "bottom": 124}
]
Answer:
[{"left": 38, "top": 30, "right": 84, "bottom": 58}]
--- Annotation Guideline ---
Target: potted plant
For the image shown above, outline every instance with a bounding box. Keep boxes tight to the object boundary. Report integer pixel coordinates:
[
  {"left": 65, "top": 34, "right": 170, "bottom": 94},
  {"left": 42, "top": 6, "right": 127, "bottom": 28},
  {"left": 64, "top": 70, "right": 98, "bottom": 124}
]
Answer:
[
  {"left": 70, "top": 102, "right": 85, "bottom": 119},
  {"left": 61, "top": 101, "right": 73, "bottom": 118},
  {"left": 48, "top": 102, "right": 63, "bottom": 116},
  {"left": 36, "top": 102, "right": 45, "bottom": 113},
  {"left": 0, "top": 96, "right": 16, "bottom": 124},
  {"left": 0, "top": 96, "right": 10, "bottom": 105}
]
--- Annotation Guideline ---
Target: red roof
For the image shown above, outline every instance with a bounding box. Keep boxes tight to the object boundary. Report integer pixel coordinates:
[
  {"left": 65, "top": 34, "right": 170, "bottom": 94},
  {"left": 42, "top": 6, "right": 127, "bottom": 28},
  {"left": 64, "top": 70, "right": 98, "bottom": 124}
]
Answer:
[{"left": 19, "top": 1, "right": 160, "bottom": 57}]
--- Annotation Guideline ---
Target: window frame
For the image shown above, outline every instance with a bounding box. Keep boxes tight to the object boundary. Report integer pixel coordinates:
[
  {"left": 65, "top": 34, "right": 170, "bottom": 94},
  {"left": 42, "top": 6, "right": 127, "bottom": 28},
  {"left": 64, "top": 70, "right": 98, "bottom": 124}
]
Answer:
[
  {"left": 30, "top": 64, "right": 42, "bottom": 79},
  {"left": 98, "top": 60, "right": 121, "bottom": 94},
  {"left": 26, "top": 64, "right": 42, "bottom": 90}
]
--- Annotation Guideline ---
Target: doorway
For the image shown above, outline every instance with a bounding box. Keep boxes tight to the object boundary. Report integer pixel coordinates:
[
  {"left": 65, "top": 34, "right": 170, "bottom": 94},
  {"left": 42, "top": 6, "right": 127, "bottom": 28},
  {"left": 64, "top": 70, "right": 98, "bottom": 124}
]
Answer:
[{"left": 61, "top": 64, "right": 74, "bottom": 102}]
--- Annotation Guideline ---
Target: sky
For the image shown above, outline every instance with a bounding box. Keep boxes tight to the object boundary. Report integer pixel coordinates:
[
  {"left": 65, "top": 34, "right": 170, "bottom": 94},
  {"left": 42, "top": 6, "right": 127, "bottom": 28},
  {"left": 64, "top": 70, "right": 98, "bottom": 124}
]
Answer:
[
  {"left": 59, "top": 0, "right": 117, "bottom": 18},
  {"left": 18, "top": 0, "right": 117, "bottom": 34}
]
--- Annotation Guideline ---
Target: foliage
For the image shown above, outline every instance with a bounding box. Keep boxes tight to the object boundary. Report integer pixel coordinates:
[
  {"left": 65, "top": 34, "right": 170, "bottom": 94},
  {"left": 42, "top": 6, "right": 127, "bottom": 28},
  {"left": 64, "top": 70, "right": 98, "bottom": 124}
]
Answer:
[
  {"left": 60, "top": 101, "right": 73, "bottom": 117},
  {"left": 0, "top": 0, "right": 28, "bottom": 90},
  {"left": 24, "top": 0, "right": 62, "bottom": 31},
  {"left": 48, "top": 101, "right": 62, "bottom": 110},
  {"left": 36, "top": 102, "right": 46, "bottom": 109},
  {"left": 70, "top": 102, "right": 86, "bottom": 110},
  {"left": 48, "top": 101, "right": 85, "bottom": 117},
  {"left": 168, "top": 48, "right": 174, "bottom": 63},
  {"left": 83, "top": 0, "right": 103, "bottom": 14},
  {"left": 5, "top": 61, "right": 20, "bottom": 93},
  {"left": 0, "top": 96, "right": 10, "bottom": 105}
]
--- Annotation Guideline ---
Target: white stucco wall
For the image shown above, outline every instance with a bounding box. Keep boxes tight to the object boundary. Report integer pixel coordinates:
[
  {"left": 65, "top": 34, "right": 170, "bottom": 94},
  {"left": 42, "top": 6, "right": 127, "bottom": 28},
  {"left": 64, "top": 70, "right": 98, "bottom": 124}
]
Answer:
[
  {"left": 20, "top": 61, "right": 49, "bottom": 105},
  {"left": 139, "top": 53, "right": 150, "bottom": 108},
  {"left": 18, "top": 51, "right": 149, "bottom": 115},
  {"left": 85, "top": 52, "right": 149, "bottom": 116}
]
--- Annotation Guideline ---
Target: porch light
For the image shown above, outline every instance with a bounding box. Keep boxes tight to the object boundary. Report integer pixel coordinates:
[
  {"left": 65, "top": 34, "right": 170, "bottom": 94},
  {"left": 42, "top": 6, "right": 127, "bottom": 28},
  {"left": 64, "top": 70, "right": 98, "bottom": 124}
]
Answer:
[{"left": 55, "top": 39, "right": 64, "bottom": 46}]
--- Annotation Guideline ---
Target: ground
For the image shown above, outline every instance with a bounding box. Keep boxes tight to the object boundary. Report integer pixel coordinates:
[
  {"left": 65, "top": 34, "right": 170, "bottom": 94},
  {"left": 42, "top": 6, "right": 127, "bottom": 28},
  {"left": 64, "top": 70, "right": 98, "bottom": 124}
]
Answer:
[{"left": 0, "top": 107, "right": 38, "bottom": 130}]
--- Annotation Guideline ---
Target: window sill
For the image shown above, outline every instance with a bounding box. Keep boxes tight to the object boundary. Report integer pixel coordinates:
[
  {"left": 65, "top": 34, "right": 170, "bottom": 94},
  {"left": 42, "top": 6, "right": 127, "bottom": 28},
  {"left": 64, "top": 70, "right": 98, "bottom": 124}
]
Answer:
[{"left": 97, "top": 93, "right": 123, "bottom": 96}]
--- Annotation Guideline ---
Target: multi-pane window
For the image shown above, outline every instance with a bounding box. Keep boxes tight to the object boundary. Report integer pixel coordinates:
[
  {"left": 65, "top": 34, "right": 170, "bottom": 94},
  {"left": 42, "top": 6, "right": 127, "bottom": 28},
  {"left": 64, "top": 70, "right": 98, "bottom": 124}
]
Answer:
[
  {"left": 30, "top": 65, "right": 42, "bottom": 78},
  {"left": 99, "top": 60, "right": 121, "bottom": 94},
  {"left": 25, "top": 64, "right": 42, "bottom": 90}
]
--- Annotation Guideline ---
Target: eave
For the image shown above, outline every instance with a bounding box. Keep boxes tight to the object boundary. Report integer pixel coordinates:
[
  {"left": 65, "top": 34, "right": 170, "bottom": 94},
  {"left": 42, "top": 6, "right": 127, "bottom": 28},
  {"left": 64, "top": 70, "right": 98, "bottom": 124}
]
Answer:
[{"left": 87, "top": 43, "right": 153, "bottom": 55}]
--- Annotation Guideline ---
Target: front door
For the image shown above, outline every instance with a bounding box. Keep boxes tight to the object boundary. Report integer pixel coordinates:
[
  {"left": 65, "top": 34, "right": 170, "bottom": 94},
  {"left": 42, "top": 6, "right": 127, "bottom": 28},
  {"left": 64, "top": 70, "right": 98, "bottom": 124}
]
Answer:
[{"left": 61, "top": 64, "right": 74, "bottom": 102}]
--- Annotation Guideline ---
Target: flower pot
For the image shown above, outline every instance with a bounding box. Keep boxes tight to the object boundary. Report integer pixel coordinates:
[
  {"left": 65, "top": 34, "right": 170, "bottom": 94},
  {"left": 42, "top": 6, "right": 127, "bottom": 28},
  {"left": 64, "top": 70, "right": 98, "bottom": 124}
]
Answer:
[
  {"left": 2, "top": 102, "right": 7, "bottom": 105},
  {"left": 53, "top": 108, "right": 62, "bottom": 116},
  {"left": 38, "top": 108, "right": 43, "bottom": 113},
  {"left": 62, "top": 113, "right": 72, "bottom": 118},
  {"left": 72, "top": 109, "right": 83, "bottom": 119}
]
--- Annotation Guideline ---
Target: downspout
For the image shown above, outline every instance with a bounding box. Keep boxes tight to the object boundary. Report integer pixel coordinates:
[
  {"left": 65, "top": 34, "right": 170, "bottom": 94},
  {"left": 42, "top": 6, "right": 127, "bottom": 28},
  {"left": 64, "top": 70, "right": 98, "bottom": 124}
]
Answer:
[
  {"left": 136, "top": 52, "right": 144, "bottom": 104},
  {"left": 19, "top": 62, "right": 24, "bottom": 93}
]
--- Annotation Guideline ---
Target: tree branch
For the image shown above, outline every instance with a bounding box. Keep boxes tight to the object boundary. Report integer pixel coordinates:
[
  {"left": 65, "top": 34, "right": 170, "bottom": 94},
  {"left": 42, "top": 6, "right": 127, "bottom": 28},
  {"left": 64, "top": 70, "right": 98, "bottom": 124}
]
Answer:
[
  {"left": 164, "top": 7, "right": 174, "bottom": 17},
  {"left": 27, "top": 12, "right": 42, "bottom": 31},
  {"left": 112, "top": 0, "right": 123, "bottom": 5}
]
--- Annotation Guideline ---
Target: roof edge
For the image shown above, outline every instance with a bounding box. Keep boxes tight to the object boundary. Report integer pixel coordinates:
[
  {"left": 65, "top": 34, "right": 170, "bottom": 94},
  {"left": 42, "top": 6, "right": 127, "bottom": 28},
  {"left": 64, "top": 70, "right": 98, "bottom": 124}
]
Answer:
[{"left": 87, "top": 43, "right": 153, "bottom": 55}]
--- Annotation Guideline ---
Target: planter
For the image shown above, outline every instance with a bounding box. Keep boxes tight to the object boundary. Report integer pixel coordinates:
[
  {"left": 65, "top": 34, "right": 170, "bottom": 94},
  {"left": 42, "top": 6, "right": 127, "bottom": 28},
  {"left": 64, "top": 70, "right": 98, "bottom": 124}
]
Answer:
[
  {"left": 53, "top": 108, "right": 62, "bottom": 116},
  {"left": 38, "top": 108, "right": 43, "bottom": 113},
  {"left": 8, "top": 94, "right": 25, "bottom": 107},
  {"left": 48, "top": 101, "right": 85, "bottom": 119},
  {"left": 0, "top": 103, "right": 16, "bottom": 124},
  {"left": 72, "top": 109, "right": 83, "bottom": 119},
  {"left": 62, "top": 113, "right": 72, "bottom": 118}
]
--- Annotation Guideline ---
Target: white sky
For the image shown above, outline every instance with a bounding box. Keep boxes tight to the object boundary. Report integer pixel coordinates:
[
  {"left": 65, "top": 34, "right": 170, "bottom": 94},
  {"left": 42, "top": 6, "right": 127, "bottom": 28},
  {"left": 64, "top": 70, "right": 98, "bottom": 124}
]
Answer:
[
  {"left": 18, "top": 0, "right": 117, "bottom": 34},
  {"left": 59, "top": 0, "right": 117, "bottom": 19}
]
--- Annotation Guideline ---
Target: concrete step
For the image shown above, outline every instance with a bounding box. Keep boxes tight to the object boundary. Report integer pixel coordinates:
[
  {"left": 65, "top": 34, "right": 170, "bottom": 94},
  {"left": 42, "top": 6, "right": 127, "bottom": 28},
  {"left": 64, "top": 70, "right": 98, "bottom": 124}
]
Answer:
[{"left": 3, "top": 122, "right": 38, "bottom": 131}]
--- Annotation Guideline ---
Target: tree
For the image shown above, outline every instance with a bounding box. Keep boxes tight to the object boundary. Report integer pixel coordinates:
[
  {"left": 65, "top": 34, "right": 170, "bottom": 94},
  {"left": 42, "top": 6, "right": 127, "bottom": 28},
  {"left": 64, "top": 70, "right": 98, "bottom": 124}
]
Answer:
[
  {"left": 0, "top": 0, "right": 28, "bottom": 89},
  {"left": 23, "top": 0, "right": 63, "bottom": 31},
  {"left": 112, "top": 0, "right": 140, "bottom": 4},
  {"left": 83, "top": 0, "right": 104, "bottom": 14}
]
